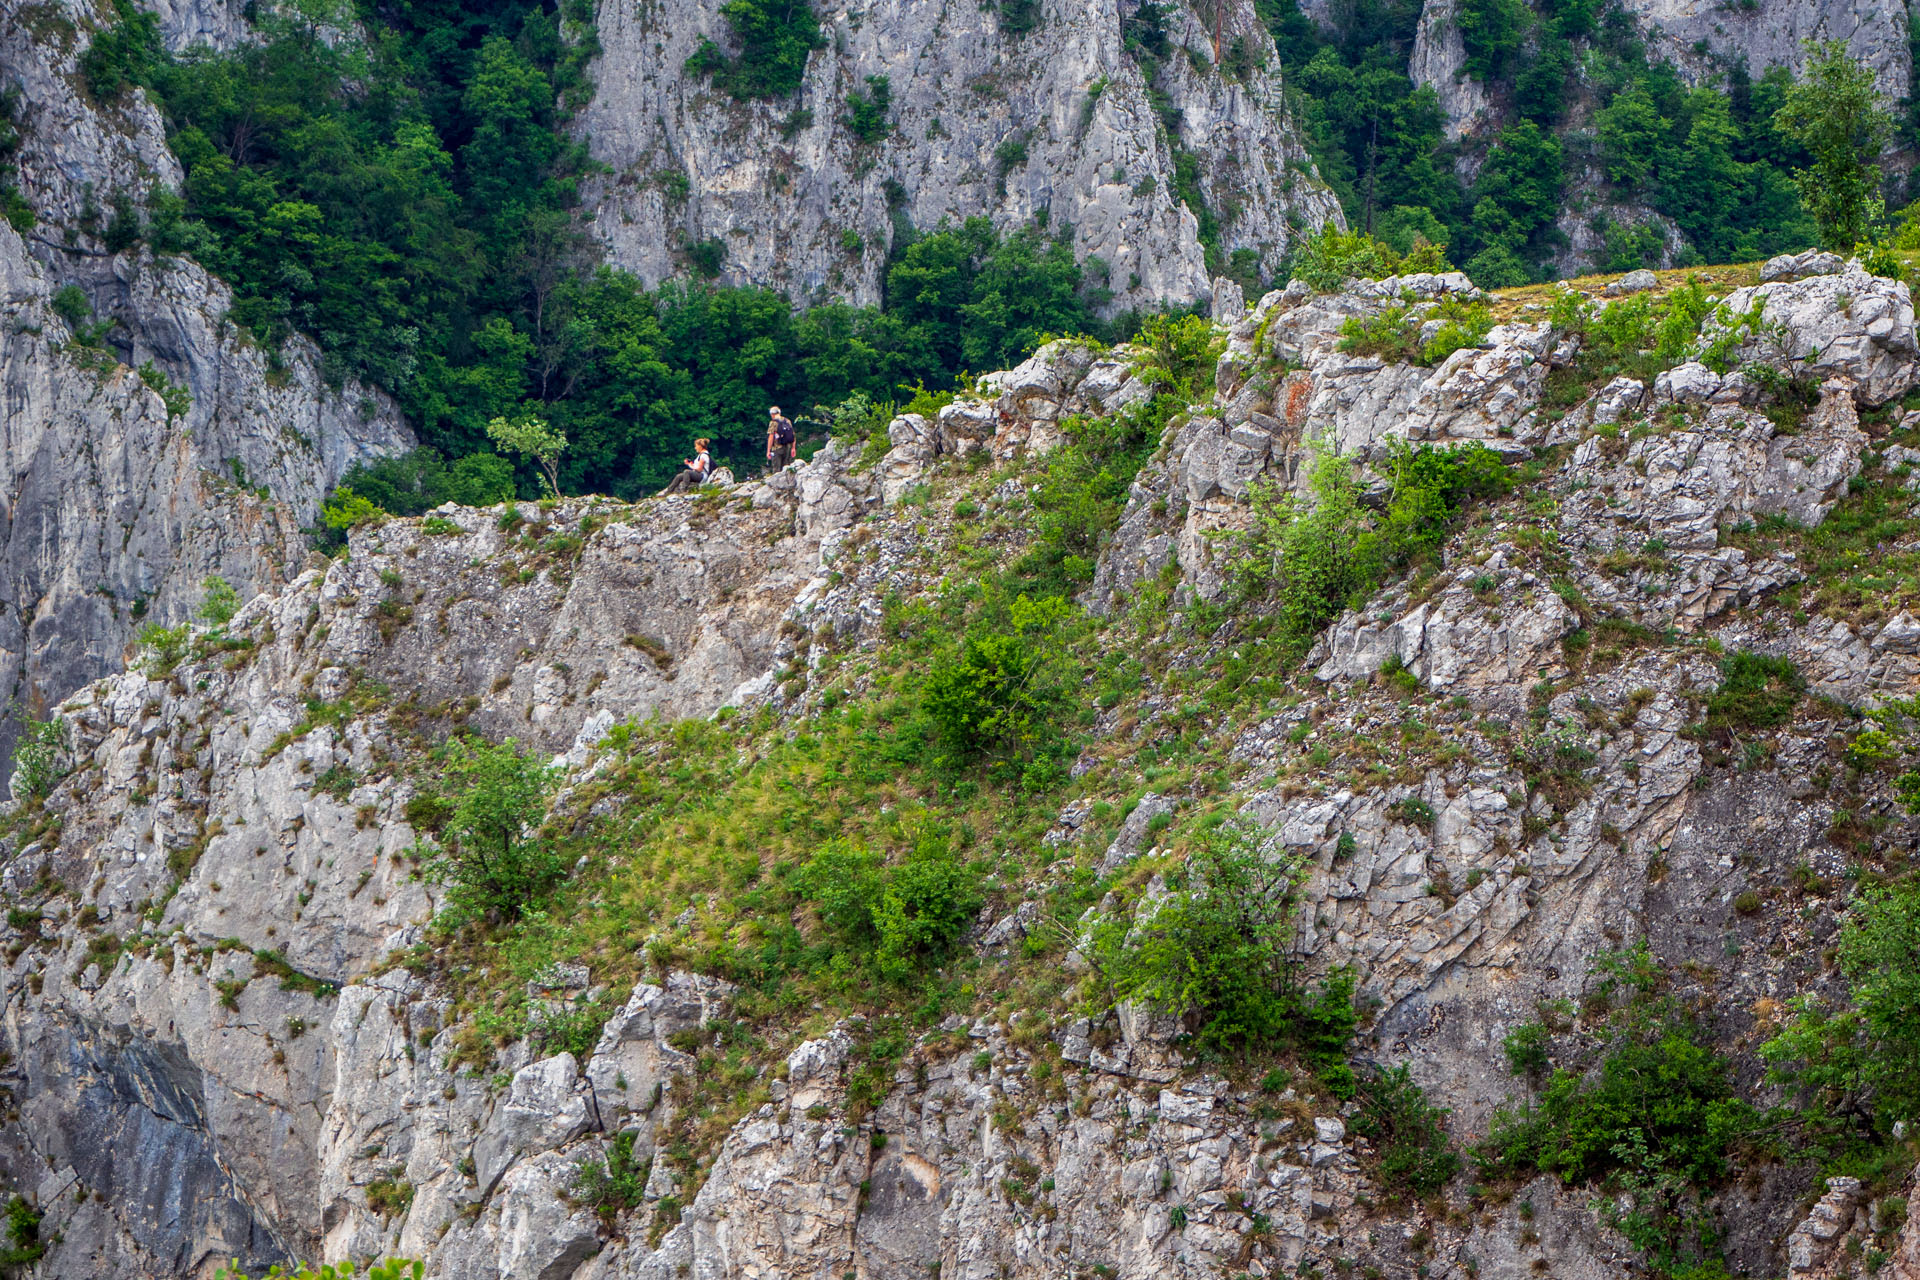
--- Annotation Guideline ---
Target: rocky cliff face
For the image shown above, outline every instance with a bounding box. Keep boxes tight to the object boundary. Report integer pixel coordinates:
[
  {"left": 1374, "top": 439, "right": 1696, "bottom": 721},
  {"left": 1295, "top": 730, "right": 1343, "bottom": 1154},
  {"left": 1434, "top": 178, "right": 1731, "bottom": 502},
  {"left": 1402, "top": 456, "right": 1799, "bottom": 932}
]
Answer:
[
  {"left": 1408, "top": 0, "right": 1910, "bottom": 150},
  {"left": 579, "top": 0, "right": 1343, "bottom": 314},
  {"left": 0, "top": 1, "right": 412, "bottom": 768},
  {"left": 5, "top": 253, "right": 1920, "bottom": 1280}
]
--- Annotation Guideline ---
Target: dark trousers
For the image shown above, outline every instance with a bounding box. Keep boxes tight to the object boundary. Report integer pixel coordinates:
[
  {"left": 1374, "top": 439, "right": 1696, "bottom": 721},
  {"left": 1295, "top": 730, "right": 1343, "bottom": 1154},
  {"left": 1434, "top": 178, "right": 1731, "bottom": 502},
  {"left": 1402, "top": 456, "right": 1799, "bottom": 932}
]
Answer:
[
  {"left": 662, "top": 468, "right": 702, "bottom": 494},
  {"left": 767, "top": 443, "right": 795, "bottom": 471}
]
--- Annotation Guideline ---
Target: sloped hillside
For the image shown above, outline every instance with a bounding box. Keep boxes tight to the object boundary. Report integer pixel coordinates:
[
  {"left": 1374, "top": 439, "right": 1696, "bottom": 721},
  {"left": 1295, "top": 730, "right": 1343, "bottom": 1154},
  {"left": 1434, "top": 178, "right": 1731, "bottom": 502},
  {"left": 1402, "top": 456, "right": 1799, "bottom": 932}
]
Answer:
[{"left": 6, "top": 252, "right": 1920, "bottom": 1280}]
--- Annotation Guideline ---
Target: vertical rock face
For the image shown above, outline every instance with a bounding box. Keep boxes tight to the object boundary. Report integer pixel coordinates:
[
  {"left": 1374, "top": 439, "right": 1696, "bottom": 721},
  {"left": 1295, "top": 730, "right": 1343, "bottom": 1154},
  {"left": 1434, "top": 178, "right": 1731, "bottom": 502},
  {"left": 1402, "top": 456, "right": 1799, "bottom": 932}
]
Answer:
[
  {"left": 145, "top": 0, "right": 250, "bottom": 52},
  {"left": 1407, "top": 0, "right": 1491, "bottom": 143},
  {"left": 579, "top": 0, "right": 1343, "bottom": 315},
  {"left": 1624, "top": 0, "right": 1908, "bottom": 100},
  {"left": 0, "top": 1, "right": 412, "bottom": 764},
  {"left": 1408, "top": 0, "right": 1910, "bottom": 143}
]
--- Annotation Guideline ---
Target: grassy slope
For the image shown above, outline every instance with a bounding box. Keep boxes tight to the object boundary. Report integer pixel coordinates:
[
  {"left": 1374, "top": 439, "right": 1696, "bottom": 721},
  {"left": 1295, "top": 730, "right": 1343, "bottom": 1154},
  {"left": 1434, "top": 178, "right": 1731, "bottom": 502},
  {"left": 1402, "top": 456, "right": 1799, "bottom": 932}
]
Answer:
[{"left": 390, "top": 257, "right": 1920, "bottom": 1217}]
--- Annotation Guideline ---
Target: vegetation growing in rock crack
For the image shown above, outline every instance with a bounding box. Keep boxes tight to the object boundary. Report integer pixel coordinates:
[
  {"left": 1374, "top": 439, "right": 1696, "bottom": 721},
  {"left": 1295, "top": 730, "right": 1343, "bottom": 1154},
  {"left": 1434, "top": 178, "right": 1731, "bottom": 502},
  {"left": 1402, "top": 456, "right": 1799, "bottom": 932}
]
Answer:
[
  {"left": 1087, "top": 819, "right": 1359, "bottom": 1075},
  {"left": 1477, "top": 944, "right": 1757, "bottom": 1276},
  {"left": 1237, "top": 439, "right": 1513, "bottom": 659}
]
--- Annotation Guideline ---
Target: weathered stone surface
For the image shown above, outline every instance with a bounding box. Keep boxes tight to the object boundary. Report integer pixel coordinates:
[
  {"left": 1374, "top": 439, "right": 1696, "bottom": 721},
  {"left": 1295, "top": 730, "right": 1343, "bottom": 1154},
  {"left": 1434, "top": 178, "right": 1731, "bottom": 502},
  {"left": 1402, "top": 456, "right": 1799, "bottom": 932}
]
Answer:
[
  {"left": 578, "top": 0, "right": 1340, "bottom": 318},
  {"left": 1706, "top": 268, "right": 1920, "bottom": 405},
  {"left": 1604, "top": 268, "right": 1659, "bottom": 295},
  {"left": 0, "top": 9, "right": 412, "bottom": 777},
  {"left": 9, "top": 253, "right": 1920, "bottom": 1280},
  {"left": 1762, "top": 250, "right": 1849, "bottom": 283}
]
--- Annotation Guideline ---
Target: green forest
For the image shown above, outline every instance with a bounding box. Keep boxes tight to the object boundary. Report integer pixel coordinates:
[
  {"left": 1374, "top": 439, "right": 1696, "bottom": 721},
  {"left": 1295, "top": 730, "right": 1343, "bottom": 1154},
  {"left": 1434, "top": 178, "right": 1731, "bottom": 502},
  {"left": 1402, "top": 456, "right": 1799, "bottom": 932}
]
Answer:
[
  {"left": 65, "top": 0, "right": 1911, "bottom": 504},
  {"left": 1266, "top": 0, "right": 1835, "bottom": 280}
]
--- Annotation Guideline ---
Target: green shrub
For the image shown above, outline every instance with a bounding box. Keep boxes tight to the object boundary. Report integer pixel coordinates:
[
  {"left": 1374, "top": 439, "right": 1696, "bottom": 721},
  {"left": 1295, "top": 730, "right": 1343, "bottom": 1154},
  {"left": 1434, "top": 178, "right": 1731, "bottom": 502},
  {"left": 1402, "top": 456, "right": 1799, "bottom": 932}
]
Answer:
[
  {"left": 1013, "top": 403, "right": 1159, "bottom": 594},
  {"left": 684, "top": 0, "right": 826, "bottom": 99},
  {"left": 797, "top": 831, "right": 983, "bottom": 982},
  {"left": 573, "top": 1130, "right": 651, "bottom": 1223},
  {"left": 1476, "top": 944, "right": 1753, "bottom": 1275},
  {"left": 0, "top": 1197, "right": 43, "bottom": 1269},
  {"left": 1290, "top": 225, "right": 1403, "bottom": 292},
  {"left": 199, "top": 575, "right": 240, "bottom": 626},
  {"left": 9, "top": 715, "right": 66, "bottom": 801},
  {"left": 138, "top": 361, "right": 193, "bottom": 422},
  {"left": 80, "top": 0, "right": 161, "bottom": 102},
  {"left": 1419, "top": 297, "right": 1495, "bottom": 364},
  {"left": 425, "top": 737, "right": 567, "bottom": 922},
  {"left": 404, "top": 790, "right": 455, "bottom": 835},
  {"left": 138, "top": 623, "right": 191, "bottom": 675},
  {"left": 364, "top": 1177, "right": 414, "bottom": 1219},
  {"left": 1240, "top": 440, "right": 1512, "bottom": 658},
  {"left": 923, "top": 594, "right": 1074, "bottom": 768},
  {"left": 320, "top": 487, "right": 383, "bottom": 537},
  {"left": 843, "top": 75, "right": 892, "bottom": 144},
  {"left": 532, "top": 997, "right": 609, "bottom": 1058},
  {"left": 1762, "top": 878, "right": 1920, "bottom": 1129},
  {"left": 1091, "top": 819, "right": 1358, "bottom": 1065},
  {"left": 1337, "top": 304, "right": 1424, "bottom": 364},
  {"left": 898, "top": 380, "right": 956, "bottom": 421},
  {"left": 999, "top": 0, "right": 1041, "bottom": 34},
  {"left": 1352, "top": 1064, "right": 1461, "bottom": 1198},
  {"left": 1703, "top": 651, "right": 1805, "bottom": 729},
  {"left": 1339, "top": 297, "right": 1493, "bottom": 368},
  {"left": 51, "top": 285, "right": 90, "bottom": 329},
  {"left": 1548, "top": 281, "right": 1721, "bottom": 385},
  {"left": 1130, "top": 312, "right": 1223, "bottom": 399}
]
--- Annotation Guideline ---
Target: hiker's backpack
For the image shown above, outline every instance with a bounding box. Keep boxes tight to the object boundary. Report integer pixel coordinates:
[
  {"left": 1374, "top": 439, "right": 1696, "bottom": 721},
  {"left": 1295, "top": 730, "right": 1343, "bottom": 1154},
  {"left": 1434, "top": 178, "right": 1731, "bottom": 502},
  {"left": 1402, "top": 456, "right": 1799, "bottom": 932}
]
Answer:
[{"left": 775, "top": 416, "right": 795, "bottom": 446}]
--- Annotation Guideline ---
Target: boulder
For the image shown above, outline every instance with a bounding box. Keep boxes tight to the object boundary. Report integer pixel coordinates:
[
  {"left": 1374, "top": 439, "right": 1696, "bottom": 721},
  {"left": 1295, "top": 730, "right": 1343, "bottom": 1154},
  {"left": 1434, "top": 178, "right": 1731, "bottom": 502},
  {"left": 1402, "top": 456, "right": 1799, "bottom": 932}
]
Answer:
[
  {"left": 1706, "top": 269, "right": 1920, "bottom": 405},
  {"left": 1603, "top": 268, "right": 1659, "bottom": 295},
  {"left": 472, "top": 1054, "right": 594, "bottom": 1197},
  {"left": 1760, "top": 250, "right": 1847, "bottom": 282}
]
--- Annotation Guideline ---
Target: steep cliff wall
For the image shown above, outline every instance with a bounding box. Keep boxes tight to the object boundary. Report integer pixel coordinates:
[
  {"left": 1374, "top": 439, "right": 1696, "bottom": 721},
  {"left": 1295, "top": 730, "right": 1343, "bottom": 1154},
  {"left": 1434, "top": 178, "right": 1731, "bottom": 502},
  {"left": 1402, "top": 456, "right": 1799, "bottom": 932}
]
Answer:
[
  {"left": 4, "top": 255, "right": 1920, "bottom": 1279},
  {"left": 1408, "top": 0, "right": 1910, "bottom": 159},
  {"left": 579, "top": 0, "right": 1343, "bottom": 314},
  {"left": 0, "top": 0, "right": 412, "bottom": 765}
]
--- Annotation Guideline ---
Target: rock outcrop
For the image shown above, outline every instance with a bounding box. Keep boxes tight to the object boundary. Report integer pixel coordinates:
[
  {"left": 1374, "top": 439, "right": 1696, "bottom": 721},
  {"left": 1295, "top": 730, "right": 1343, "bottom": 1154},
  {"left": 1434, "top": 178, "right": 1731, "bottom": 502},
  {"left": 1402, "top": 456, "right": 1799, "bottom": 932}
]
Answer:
[
  {"left": 0, "top": 1, "right": 412, "bottom": 771},
  {"left": 579, "top": 0, "right": 1342, "bottom": 315},
  {"left": 4, "top": 262, "right": 1920, "bottom": 1280}
]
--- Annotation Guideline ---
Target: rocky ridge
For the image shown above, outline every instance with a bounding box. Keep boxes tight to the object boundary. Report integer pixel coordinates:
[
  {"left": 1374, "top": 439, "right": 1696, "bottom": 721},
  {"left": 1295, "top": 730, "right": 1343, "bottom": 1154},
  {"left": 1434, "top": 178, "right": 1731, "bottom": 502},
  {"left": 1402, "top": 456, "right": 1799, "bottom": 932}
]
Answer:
[{"left": 6, "top": 255, "right": 1920, "bottom": 1280}]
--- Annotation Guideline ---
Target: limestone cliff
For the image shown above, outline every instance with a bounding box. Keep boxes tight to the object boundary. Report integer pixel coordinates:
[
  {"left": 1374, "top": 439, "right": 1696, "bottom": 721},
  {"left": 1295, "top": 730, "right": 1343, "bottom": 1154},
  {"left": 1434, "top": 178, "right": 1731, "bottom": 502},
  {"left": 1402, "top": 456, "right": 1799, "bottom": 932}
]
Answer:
[
  {"left": 1409, "top": 0, "right": 1910, "bottom": 145},
  {"left": 579, "top": 0, "right": 1343, "bottom": 314},
  {"left": 0, "top": 1, "right": 412, "bottom": 769},
  {"left": 4, "top": 253, "right": 1920, "bottom": 1280}
]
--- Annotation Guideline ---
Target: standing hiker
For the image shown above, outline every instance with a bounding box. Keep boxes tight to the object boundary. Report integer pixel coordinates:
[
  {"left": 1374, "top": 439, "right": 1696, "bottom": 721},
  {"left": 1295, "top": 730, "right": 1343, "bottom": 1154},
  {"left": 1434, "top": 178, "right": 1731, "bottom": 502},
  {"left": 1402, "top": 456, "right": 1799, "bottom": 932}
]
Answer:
[{"left": 766, "top": 405, "right": 797, "bottom": 472}]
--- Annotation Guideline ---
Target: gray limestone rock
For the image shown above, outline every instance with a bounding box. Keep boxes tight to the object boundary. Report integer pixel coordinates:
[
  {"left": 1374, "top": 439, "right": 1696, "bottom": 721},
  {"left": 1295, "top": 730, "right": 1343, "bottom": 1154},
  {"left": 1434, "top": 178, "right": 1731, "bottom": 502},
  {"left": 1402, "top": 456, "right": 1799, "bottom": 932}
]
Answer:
[
  {"left": 7, "top": 241, "right": 1920, "bottom": 1280},
  {"left": 1706, "top": 268, "right": 1920, "bottom": 405},
  {"left": 1603, "top": 269, "right": 1660, "bottom": 295},
  {"left": 0, "top": 11, "right": 411, "bottom": 776},
  {"left": 578, "top": 0, "right": 1341, "bottom": 318}
]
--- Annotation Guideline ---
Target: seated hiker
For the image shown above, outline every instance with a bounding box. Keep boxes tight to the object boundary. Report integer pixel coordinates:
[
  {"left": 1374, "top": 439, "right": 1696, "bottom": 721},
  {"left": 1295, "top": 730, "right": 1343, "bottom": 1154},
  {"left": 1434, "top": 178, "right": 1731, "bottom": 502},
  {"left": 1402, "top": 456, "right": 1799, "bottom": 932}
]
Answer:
[
  {"left": 661, "top": 438, "right": 713, "bottom": 494},
  {"left": 766, "top": 405, "right": 797, "bottom": 471}
]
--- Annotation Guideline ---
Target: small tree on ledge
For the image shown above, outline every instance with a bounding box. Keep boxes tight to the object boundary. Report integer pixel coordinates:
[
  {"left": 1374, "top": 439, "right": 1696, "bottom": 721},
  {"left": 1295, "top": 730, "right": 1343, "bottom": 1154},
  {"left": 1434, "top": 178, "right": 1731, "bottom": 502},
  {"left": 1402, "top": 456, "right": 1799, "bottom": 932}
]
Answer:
[{"left": 485, "top": 416, "right": 567, "bottom": 499}]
